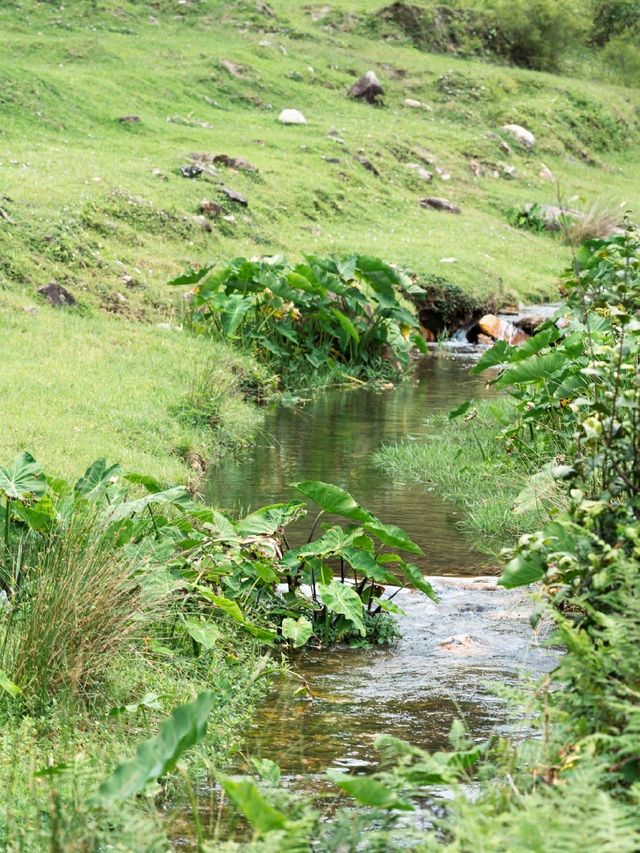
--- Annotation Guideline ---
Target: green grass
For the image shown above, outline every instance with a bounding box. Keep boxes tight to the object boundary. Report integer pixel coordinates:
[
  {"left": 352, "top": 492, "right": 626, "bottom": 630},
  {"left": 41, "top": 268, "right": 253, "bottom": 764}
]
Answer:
[
  {"left": 1, "top": 0, "right": 639, "bottom": 476},
  {"left": 0, "top": 635, "right": 269, "bottom": 850},
  {"left": 374, "top": 399, "right": 555, "bottom": 551},
  {"left": 0, "top": 300, "right": 263, "bottom": 481}
]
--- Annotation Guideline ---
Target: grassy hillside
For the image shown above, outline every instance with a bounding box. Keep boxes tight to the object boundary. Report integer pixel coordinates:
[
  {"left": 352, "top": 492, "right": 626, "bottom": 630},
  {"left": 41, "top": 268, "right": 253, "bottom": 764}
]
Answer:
[{"left": 1, "top": 0, "right": 639, "bottom": 473}]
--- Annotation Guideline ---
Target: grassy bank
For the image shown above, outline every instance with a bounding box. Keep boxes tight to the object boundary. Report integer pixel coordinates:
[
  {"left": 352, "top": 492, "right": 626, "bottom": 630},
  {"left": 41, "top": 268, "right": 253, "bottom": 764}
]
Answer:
[
  {"left": 374, "top": 398, "right": 559, "bottom": 552},
  {"left": 200, "top": 231, "right": 640, "bottom": 852},
  {"left": 2, "top": 0, "right": 640, "bottom": 310},
  {"left": 0, "top": 302, "right": 266, "bottom": 482}
]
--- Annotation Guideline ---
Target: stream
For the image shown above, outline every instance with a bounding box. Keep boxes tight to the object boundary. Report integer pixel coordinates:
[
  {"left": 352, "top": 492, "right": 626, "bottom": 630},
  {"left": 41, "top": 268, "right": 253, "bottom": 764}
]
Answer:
[{"left": 205, "top": 353, "right": 552, "bottom": 807}]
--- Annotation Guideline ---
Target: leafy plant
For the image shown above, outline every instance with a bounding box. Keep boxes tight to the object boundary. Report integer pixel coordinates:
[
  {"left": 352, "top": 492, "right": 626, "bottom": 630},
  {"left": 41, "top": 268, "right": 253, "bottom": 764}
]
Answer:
[
  {"left": 95, "top": 686, "right": 229, "bottom": 805},
  {"left": 168, "top": 255, "right": 427, "bottom": 387}
]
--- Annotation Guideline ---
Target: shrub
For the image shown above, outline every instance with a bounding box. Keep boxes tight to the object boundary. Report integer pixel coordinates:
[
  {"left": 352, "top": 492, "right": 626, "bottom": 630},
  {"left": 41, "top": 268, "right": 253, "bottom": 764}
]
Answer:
[
  {"left": 479, "top": 0, "right": 591, "bottom": 71},
  {"left": 600, "top": 34, "right": 640, "bottom": 86},
  {"left": 3, "top": 519, "right": 158, "bottom": 706},
  {"left": 168, "top": 255, "right": 427, "bottom": 388}
]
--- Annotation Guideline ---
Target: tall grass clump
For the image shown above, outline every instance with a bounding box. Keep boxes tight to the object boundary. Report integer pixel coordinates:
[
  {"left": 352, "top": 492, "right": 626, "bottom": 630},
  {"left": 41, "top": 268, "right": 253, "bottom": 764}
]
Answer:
[{"left": 1, "top": 519, "right": 158, "bottom": 708}]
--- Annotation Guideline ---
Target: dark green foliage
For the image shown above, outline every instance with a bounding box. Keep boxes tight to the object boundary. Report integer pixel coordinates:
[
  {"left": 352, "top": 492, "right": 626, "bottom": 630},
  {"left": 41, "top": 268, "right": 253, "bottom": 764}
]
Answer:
[{"left": 169, "top": 255, "right": 427, "bottom": 387}]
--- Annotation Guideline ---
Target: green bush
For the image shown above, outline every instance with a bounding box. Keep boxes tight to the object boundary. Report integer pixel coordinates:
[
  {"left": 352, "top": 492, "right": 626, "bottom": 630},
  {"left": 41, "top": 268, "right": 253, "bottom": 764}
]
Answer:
[
  {"left": 479, "top": 0, "right": 591, "bottom": 71},
  {"left": 601, "top": 34, "right": 640, "bottom": 86},
  {"left": 168, "top": 255, "right": 427, "bottom": 388}
]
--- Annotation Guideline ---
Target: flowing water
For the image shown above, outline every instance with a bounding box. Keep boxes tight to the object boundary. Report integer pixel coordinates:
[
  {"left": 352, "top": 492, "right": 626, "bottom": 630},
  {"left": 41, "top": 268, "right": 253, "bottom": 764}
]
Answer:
[{"left": 206, "top": 354, "right": 552, "bottom": 805}]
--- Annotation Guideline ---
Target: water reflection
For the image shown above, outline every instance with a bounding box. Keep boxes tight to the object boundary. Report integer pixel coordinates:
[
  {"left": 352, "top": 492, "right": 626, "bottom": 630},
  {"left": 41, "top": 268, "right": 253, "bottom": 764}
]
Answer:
[{"left": 207, "top": 355, "right": 495, "bottom": 575}]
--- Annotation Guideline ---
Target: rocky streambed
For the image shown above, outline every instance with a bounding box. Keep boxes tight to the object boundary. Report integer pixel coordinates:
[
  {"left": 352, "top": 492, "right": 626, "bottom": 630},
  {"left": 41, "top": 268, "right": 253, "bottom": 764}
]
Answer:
[{"left": 207, "top": 352, "right": 554, "bottom": 813}]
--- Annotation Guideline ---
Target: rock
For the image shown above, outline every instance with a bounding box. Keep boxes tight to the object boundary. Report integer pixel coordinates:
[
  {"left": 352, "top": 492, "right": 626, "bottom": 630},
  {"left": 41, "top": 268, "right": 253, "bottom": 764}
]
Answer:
[
  {"left": 221, "top": 187, "right": 248, "bottom": 206},
  {"left": 193, "top": 215, "right": 212, "bottom": 232},
  {"left": 180, "top": 164, "right": 203, "bottom": 179},
  {"left": 151, "top": 168, "right": 166, "bottom": 179},
  {"left": 501, "top": 164, "right": 517, "bottom": 179},
  {"left": 414, "top": 147, "right": 436, "bottom": 164},
  {"left": 479, "top": 314, "right": 529, "bottom": 345},
  {"left": 499, "top": 140, "right": 512, "bottom": 155},
  {"left": 23, "top": 305, "right": 37, "bottom": 315},
  {"left": 420, "top": 197, "right": 461, "bottom": 214},
  {"left": 406, "top": 163, "right": 433, "bottom": 182},
  {"left": 199, "top": 199, "right": 223, "bottom": 218},
  {"left": 118, "top": 115, "right": 141, "bottom": 124},
  {"left": 121, "top": 274, "right": 144, "bottom": 290},
  {"left": 38, "top": 281, "right": 76, "bottom": 307},
  {"left": 404, "top": 98, "right": 422, "bottom": 108},
  {"left": 420, "top": 325, "right": 436, "bottom": 342},
  {"left": 323, "top": 156, "right": 341, "bottom": 164},
  {"left": 477, "top": 333, "right": 493, "bottom": 345},
  {"left": 220, "top": 59, "right": 245, "bottom": 78},
  {"left": 539, "top": 162, "right": 555, "bottom": 182},
  {"left": 212, "top": 154, "right": 257, "bottom": 172},
  {"left": 468, "top": 159, "right": 484, "bottom": 177},
  {"left": 0, "top": 206, "right": 14, "bottom": 224},
  {"left": 348, "top": 70, "right": 384, "bottom": 104},
  {"left": 501, "top": 124, "right": 535, "bottom": 148},
  {"left": 515, "top": 314, "right": 547, "bottom": 335},
  {"left": 355, "top": 154, "right": 380, "bottom": 176},
  {"left": 438, "top": 634, "right": 484, "bottom": 655},
  {"left": 279, "top": 108, "right": 307, "bottom": 125},
  {"left": 522, "top": 203, "right": 582, "bottom": 232},
  {"left": 435, "top": 166, "right": 451, "bottom": 181}
]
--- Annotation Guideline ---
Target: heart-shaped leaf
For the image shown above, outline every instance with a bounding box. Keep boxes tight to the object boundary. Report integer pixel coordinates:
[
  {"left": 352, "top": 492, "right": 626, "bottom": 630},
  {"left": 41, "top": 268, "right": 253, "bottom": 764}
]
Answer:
[{"left": 0, "top": 452, "right": 46, "bottom": 502}]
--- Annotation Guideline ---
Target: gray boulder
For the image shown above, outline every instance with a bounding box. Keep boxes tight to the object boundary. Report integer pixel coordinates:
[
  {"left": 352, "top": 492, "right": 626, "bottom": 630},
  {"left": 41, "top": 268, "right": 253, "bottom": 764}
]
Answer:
[
  {"left": 420, "top": 197, "right": 461, "bottom": 215},
  {"left": 38, "top": 281, "right": 76, "bottom": 307}
]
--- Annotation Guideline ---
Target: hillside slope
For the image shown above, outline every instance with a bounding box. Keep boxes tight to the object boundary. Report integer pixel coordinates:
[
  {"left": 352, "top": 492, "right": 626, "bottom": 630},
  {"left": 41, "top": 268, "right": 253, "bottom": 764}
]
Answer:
[{"left": 1, "top": 0, "right": 639, "bottom": 475}]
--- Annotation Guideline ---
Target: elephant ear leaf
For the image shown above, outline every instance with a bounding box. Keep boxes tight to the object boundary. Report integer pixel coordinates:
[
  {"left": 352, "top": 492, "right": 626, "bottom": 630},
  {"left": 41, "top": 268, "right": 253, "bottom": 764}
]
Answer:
[
  {"left": 292, "top": 480, "right": 373, "bottom": 523},
  {"left": 281, "top": 616, "right": 313, "bottom": 648},
  {"left": 319, "top": 580, "right": 365, "bottom": 636},
  {"left": 0, "top": 452, "right": 46, "bottom": 501},
  {"left": 75, "top": 458, "right": 122, "bottom": 498},
  {"left": 94, "top": 685, "right": 230, "bottom": 805}
]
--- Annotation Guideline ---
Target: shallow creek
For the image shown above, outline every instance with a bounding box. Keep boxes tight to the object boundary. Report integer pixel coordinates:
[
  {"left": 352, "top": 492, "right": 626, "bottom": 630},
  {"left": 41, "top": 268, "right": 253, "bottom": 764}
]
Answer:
[{"left": 206, "top": 354, "right": 552, "bottom": 803}]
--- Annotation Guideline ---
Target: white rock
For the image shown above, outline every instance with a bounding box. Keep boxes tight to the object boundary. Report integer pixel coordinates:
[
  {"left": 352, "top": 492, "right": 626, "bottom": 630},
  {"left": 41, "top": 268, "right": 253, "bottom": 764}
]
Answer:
[
  {"left": 279, "top": 108, "right": 307, "bottom": 125},
  {"left": 501, "top": 124, "right": 535, "bottom": 148},
  {"left": 539, "top": 162, "right": 555, "bottom": 181},
  {"left": 404, "top": 98, "right": 422, "bottom": 108}
]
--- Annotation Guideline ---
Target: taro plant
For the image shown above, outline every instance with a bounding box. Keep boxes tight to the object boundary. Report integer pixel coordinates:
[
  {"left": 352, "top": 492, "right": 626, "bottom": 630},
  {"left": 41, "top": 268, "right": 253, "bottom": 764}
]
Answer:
[
  {"left": 0, "top": 451, "right": 435, "bottom": 712},
  {"left": 168, "top": 255, "right": 427, "bottom": 385}
]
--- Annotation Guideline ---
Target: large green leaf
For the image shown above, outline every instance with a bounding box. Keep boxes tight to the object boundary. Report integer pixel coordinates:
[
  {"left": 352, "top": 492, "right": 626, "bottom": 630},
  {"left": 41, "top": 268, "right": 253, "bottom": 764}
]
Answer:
[
  {"left": 326, "top": 771, "right": 414, "bottom": 811},
  {"left": 167, "top": 265, "right": 213, "bottom": 286},
  {"left": 0, "top": 670, "right": 21, "bottom": 699},
  {"left": 95, "top": 687, "right": 228, "bottom": 804},
  {"left": 216, "top": 775, "right": 288, "bottom": 835},
  {"left": 75, "top": 458, "right": 122, "bottom": 498},
  {"left": 364, "top": 519, "right": 423, "bottom": 556},
  {"left": 499, "top": 553, "right": 545, "bottom": 588},
  {"left": 237, "top": 501, "right": 305, "bottom": 537},
  {"left": 281, "top": 616, "right": 313, "bottom": 648},
  {"left": 108, "top": 486, "right": 191, "bottom": 522},
  {"left": 319, "top": 580, "right": 365, "bottom": 636},
  {"left": 470, "top": 340, "right": 512, "bottom": 375},
  {"left": 184, "top": 619, "right": 221, "bottom": 650},
  {"left": 495, "top": 351, "right": 568, "bottom": 390},
  {"left": 355, "top": 256, "right": 400, "bottom": 307},
  {"left": 0, "top": 452, "right": 46, "bottom": 501},
  {"left": 331, "top": 308, "right": 360, "bottom": 342},
  {"left": 292, "top": 481, "right": 373, "bottom": 523},
  {"left": 196, "top": 587, "right": 276, "bottom": 644},
  {"left": 220, "top": 293, "right": 254, "bottom": 336},
  {"left": 341, "top": 547, "right": 399, "bottom": 585},
  {"left": 400, "top": 562, "right": 438, "bottom": 601}
]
